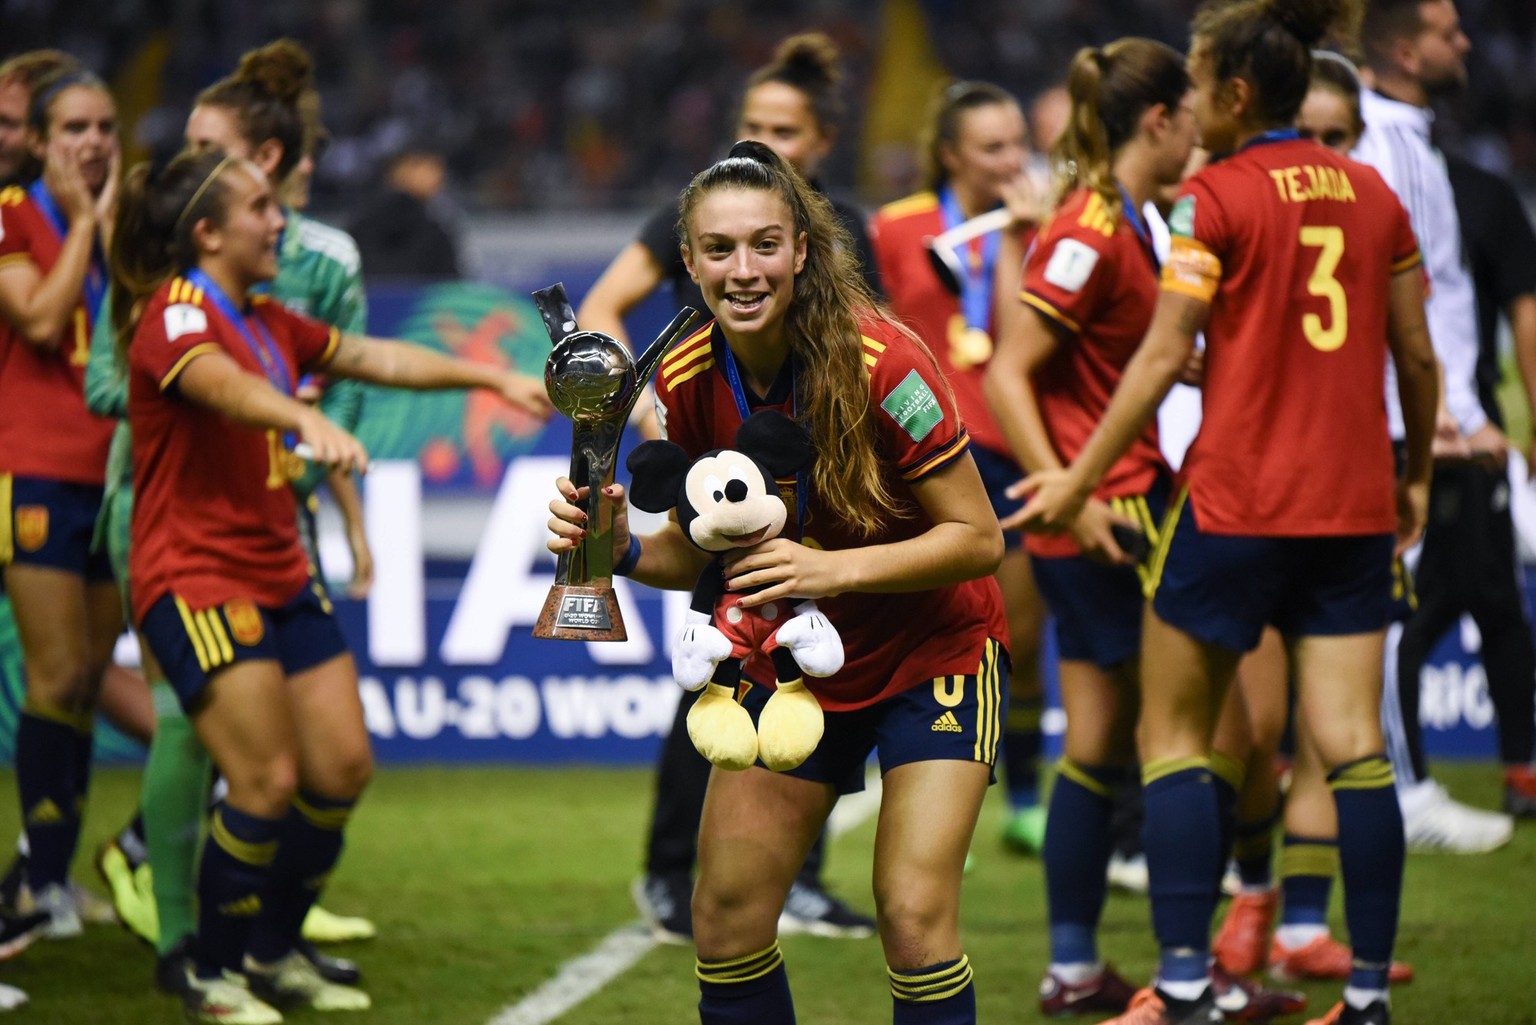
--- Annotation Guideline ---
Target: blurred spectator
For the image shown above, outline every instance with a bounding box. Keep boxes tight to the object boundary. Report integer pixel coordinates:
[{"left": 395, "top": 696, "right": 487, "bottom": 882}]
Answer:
[{"left": 347, "top": 146, "right": 461, "bottom": 279}]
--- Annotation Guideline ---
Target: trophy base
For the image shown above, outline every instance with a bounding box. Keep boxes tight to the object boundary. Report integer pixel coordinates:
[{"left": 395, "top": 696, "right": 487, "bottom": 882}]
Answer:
[{"left": 534, "top": 584, "right": 627, "bottom": 641}]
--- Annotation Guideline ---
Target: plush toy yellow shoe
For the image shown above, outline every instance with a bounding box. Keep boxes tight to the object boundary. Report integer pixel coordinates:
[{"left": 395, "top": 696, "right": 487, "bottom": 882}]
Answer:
[
  {"left": 686, "top": 683, "right": 759, "bottom": 771},
  {"left": 756, "top": 678, "right": 824, "bottom": 772}
]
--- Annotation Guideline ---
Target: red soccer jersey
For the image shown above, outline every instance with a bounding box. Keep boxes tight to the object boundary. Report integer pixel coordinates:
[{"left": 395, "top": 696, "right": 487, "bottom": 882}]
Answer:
[
  {"left": 1162, "top": 137, "right": 1420, "bottom": 536},
  {"left": 869, "top": 191, "right": 1028, "bottom": 457},
  {"left": 652, "top": 317, "right": 1008, "bottom": 712},
  {"left": 0, "top": 185, "right": 114, "bottom": 484},
  {"left": 127, "top": 275, "right": 340, "bottom": 622},
  {"left": 1020, "top": 187, "right": 1168, "bottom": 557}
]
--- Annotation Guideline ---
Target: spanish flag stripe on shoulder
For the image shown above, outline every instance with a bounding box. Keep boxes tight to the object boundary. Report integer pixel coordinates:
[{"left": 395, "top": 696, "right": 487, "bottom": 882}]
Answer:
[
  {"left": 1019, "top": 291, "right": 1082, "bottom": 334},
  {"left": 668, "top": 358, "right": 715, "bottom": 389},
  {"left": 877, "top": 191, "right": 939, "bottom": 220},
  {"left": 661, "top": 326, "right": 713, "bottom": 372}
]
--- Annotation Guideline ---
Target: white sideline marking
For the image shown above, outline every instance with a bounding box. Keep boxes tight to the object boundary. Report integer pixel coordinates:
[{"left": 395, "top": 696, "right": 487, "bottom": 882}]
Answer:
[{"left": 486, "top": 769, "right": 883, "bottom": 1025}]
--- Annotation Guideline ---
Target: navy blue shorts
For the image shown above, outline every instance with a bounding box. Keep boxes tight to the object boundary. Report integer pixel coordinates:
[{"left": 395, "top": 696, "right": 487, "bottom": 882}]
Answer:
[
  {"left": 1, "top": 475, "right": 113, "bottom": 582},
  {"left": 737, "top": 638, "right": 1010, "bottom": 794},
  {"left": 139, "top": 581, "right": 349, "bottom": 712},
  {"left": 971, "top": 444, "right": 1025, "bottom": 552},
  {"left": 1033, "top": 478, "right": 1168, "bottom": 668},
  {"left": 1151, "top": 490, "right": 1396, "bottom": 653}
]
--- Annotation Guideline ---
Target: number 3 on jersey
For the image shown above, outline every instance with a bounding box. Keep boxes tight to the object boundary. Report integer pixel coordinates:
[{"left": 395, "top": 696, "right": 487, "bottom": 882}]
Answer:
[{"left": 1299, "top": 226, "right": 1347, "bottom": 351}]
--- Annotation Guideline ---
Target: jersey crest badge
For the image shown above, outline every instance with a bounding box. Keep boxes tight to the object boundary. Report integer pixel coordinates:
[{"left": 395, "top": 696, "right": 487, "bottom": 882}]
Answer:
[
  {"left": 14, "top": 506, "right": 47, "bottom": 552},
  {"left": 163, "top": 303, "right": 209, "bottom": 342},
  {"left": 1169, "top": 195, "right": 1195, "bottom": 237},
  {"left": 223, "top": 599, "right": 265, "bottom": 646},
  {"left": 1043, "top": 238, "right": 1100, "bottom": 293},
  {"left": 881, "top": 370, "right": 943, "bottom": 443}
]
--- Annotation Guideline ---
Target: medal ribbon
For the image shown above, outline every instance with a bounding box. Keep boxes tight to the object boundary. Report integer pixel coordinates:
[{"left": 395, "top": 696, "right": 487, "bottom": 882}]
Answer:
[
  {"left": 938, "top": 186, "right": 1001, "bottom": 333},
  {"left": 1116, "top": 183, "right": 1160, "bottom": 272},
  {"left": 27, "top": 179, "right": 106, "bottom": 326},
  {"left": 718, "top": 331, "right": 808, "bottom": 540}
]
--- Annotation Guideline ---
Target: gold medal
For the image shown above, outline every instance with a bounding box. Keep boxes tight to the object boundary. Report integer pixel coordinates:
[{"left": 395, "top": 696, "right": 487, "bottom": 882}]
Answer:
[
  {"left": 947, "top": 314, "right": 993, "bottom": 369},
  {"left": 284, "top": 451, "right": 307, "bottom": 481}
]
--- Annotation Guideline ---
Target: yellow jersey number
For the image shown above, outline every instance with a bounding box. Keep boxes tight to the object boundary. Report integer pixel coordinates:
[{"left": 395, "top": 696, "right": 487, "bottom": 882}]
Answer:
[{"left": 1299, "top": 226, "right": 1347, "bottom": 352}]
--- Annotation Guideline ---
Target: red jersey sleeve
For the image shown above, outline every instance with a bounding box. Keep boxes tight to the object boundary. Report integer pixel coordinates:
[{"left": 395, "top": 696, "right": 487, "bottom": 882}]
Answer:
[
  {"left": 1162, "top": 177, "right": 1230, "bottom": 304},
  {"left": 1020, "top": 192, "right": 1118, "bottom": 336},
  {"left": 864, "top": 324, "right": 969, "bottom": 481},
  {"left": 0, "top": 188, "right": 36, "bottom": 267},
  {"left": 129, "top": 290, "right": 223, "bottom": 394},
  {"left": 252, "top": 296, "right": 340, "bottom": 372}
]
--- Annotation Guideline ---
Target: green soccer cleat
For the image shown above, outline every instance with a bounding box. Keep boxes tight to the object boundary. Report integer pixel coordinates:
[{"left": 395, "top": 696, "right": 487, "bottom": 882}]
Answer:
[
  {"left": 301, "top": 905, "right": 376, "bottom": 944},
  {"left": 1002, "top": 805, "right": 1047, "bottom": 855},
  {"left": 184, "top": 970, "right": 284, "bottom": 1025},
  {"left": 96, "top": 839, "right": 158, "bottom": 946},
  {"left": 246, "top": 951, "right": 371, "bottom": 1012}
]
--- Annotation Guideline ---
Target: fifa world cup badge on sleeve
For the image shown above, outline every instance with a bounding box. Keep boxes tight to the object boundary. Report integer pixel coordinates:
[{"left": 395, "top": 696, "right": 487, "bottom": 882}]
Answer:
[{"left": 532, "top": 282, "right": 698, "bottom": 641}]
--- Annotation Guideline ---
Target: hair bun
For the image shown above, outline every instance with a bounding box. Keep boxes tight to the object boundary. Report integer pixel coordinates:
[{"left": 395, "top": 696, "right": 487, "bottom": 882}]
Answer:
[
  {"left": 235, "top": 38, "right": 313, "bottom": 104},
  {"left": 727, "top": 139, "right": 779, "bottom": 164}
]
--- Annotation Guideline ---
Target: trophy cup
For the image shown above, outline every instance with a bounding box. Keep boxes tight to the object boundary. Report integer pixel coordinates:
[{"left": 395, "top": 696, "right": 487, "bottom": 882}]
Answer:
[{"left": 532, "top": 283, "right": 698, "bottom": 640}]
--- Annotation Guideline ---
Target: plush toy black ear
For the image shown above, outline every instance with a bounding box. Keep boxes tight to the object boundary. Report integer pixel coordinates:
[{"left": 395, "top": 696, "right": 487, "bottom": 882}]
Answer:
[
  {"left": 736, "top": 410, "right": 814, "bottom": 477},
  {"left": 625, "top": 440, "right": 693, "bottom": 513}
]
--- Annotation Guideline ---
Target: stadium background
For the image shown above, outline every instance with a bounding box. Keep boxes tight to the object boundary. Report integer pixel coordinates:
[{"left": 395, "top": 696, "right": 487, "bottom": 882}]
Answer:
[{"left": 1, "top": 0, "right": 1533, "bottom": 766}]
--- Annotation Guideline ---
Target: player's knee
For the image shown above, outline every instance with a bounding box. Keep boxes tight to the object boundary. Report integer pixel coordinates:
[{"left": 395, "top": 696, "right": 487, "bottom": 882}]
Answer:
[
  {"left": 873, "top": 882, "right": 952, "bottom": 952},
  {"left": 229, "top": 754, "right": 300, "bottom": 818}
]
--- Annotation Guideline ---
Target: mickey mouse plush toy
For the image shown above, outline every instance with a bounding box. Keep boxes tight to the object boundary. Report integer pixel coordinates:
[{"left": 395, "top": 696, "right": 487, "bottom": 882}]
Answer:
[{"left": 626, "top": 410, "right": 843, "bottom": 772}]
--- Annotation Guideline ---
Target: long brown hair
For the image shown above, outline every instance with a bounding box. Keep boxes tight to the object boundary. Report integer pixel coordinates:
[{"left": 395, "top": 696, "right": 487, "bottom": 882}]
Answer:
[
  {"left": 109, "top": 150, "right": 241, "bottom": 362},
  {"left": 196, "top": 38, "right": 313, "bottom": 184},
  {"left": 676, "top": 141, "right": 945, "bottom": 538},
  {"left": 1053, "top": 39, "right": 1188, "bottom": 212}
]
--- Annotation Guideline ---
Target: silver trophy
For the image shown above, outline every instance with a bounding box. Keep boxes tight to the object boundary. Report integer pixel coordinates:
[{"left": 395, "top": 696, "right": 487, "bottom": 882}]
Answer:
[{"left": 532, "top": 283, "right": 698, "bottom": 640}]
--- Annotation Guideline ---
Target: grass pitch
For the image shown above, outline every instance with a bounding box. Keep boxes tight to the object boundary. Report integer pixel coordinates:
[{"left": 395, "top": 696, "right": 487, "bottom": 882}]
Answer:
[{"left": 1, "top": 762, "right": 1530, "bottom": 1025}]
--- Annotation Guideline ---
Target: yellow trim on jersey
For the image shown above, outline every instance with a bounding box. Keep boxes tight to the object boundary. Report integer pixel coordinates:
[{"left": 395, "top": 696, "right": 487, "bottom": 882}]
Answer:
[
  {"left": 903, "top": 431, "right": 969, "bottom": 481},
  {"left": 1019, "top": 291, "right": 1082, "bottom": 334},
  {"left": 660, "top": 328, "right": 715, "bottom": 389},
  {"left": 1391, "top": 251, "right": 1423, "bottom": 274},
  {"left": 175, "top": 596, "right": 212, "bottom": 672},
  {"left": 1147, "top": 487, "right": 1189, "bottom": 595},
  {"left": 660, "top": 326, "right": 713, "bottom": 373},
  {"left": 314, "top": 327, "right": 342, "bottom": 368},
  {"left": 0, "top": 473, "right": 11, "bottom": 565},
  {"left": 159, "top": 342, "right": 223, "bottom": 392},
  {"left": 0, "top": 252, "right": 33, "bottom": 272},
  {"left": 877, "top": 191, "right": 939, "bottom": 221},
  {"left": 1142, "top": 755, "right": 1210, "bottom": 787},
  {"left": 0, "top": 185, "right": 24, "bottom": 206},
  {"left": 667, "top": 356, "right": 716, "bottom": 389},
  {"left": 1077, "top": 192, "right": 1117, "bottom": 237}
]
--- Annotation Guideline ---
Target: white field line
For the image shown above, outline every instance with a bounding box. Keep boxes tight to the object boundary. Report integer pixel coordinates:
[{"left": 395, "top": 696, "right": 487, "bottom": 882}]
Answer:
[{"left": 486, "top": 768, "right": 883, "bottom": 1025}]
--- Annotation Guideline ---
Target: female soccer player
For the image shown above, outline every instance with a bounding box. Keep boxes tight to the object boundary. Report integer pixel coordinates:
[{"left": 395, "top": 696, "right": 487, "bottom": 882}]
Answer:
[
  {"left": 982, "top": 38, "right": 1195, "bottom": 1015},
  {"left": 549, "top": 140, "right": 1007, "bottom": 1025},
  {"left": 869, "top": 79, "right": 1051, "bottom": 853},
  {"left": 1018, "top": 2, "right": 1439, "bottom": 1023},
  {"left": 0, "top": 63, "right": 120, "bottom": 937},
  {"left": 112, "top": 148, "right": 547, "bottom": 1023},
  {"left": 579, "top": 31, "right": 878, "bottom": 944}
]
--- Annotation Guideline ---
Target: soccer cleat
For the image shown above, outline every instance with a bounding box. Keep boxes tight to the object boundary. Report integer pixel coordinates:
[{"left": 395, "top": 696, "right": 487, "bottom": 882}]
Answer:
[
  {"left": 1093, "top": 986, "right": 1222, "bottom": 1025},
  {"left": 1503, "top": 765, "right": 1536, "bottom": 818},
  {"left": 301, "top": 905, "right": 376, "bottom": 944},
  {"left": 96, "top": 838, "right": 158, "bottom": 945},
  {"left": 297, "top": 939, "right": 362, "bottom": 986},
  {"left": 631, "top": 873, "right": 693, "bottom": 944},
  {"left": 246, "top": 950, "right": 371, "bottom": 1011},
  {"left": 1210, "top": 965, "right": 1307, "bottom": 1021},
  {"left": 1106, "top": 852, "right": 1149, "bottom": 895},
  {"left": 1305, "top": 1000, "right": 1390, "bottom": 1025},
  {"left": 184, "top": 969, "right": 285, "bottom": 1025},
  {"left": 1003, "top": 805, "right": 1048, "bottom": 855},
  {"left": 0, "top": 910, "right": 49, "bottom": 960},
  {"left": 1269, "top": 935, "right": 1414, "bottom": 984},
  {"left": 156, "top": 935, "right": 195, "bottom": 996},
  {"left": 1213, "top": 889, "right": 1278, "bottom": 976},
  {"left": 778, "top": 881, "right": 876, "bottom": 939},
  {"left": 1400, "top": 781, "right": 1512, "bottom": 853},
  {"left": 1039, "top": 964, "right": 1138, "bottom": 1016},
  {"left": 0, "top": 853, "right": 25, "bottom": 914},
  {"left": 29, "top": 883, "right": 82, "bottom": 939}
]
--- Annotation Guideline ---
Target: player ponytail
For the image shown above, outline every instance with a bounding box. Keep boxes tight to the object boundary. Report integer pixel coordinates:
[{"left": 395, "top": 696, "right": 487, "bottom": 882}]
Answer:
[
  {"left": 1054, "top": 39, "right": 1188, "bottom": 213},
  {"left": 109, "top": 150, "right": 239, "bottom": 363},
  {"left": 196, "top": 38, "right": 313, "bottom": 184},
  {"left": 742, "top": 32, "right": 846, "bottom": 139},
  {"left": 918, "top": 80, "right": 1018, "bottom": 193},
  {"left": 678, "top": 140, "right": 935, "bottom": 538},
  {"left": 1192, "top": 0, "right": 1356, "bottom": 126}
]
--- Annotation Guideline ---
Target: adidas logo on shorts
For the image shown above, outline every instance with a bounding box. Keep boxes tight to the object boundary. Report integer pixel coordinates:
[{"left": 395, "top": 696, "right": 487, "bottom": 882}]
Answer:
[{"left": 931, "top": 711, "right": 963, "bottom": 733}]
